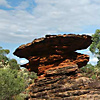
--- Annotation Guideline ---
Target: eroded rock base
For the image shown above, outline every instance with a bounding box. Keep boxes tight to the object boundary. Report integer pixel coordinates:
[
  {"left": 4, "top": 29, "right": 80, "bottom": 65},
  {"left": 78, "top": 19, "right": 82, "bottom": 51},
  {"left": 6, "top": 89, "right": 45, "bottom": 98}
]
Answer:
[{"left": 26, "top": 65, "right": 100, "bottom": 100}]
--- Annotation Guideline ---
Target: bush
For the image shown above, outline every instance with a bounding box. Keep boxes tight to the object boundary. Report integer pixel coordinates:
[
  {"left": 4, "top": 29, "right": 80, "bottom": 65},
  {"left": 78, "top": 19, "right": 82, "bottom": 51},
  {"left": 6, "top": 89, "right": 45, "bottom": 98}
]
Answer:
[
  {"left": 80, "top": 64, "right": 100, "bottom": 80},
  {"left": 0, "top": 46, "right": 37, "bottom": 99},
  {"left": 0, "top": 68, "right": 25, "bottom": 100},
  {"left": 14, "top": 92, "right": 29, "bottom": 100},
  {"left": 91, "top": 75, "right": 97, "bottom": 80},
  {"left": 18, "top": 69, "right": 37, "bottom": 88},
  {"left": 0, "top": 46, "right": 20, "bottom": 70},
  {"left": 8, "top": 59, "right": 20, "bottom": 70},
  {"left": 80, "top": 64, "right": 94, "bottom": 73}
]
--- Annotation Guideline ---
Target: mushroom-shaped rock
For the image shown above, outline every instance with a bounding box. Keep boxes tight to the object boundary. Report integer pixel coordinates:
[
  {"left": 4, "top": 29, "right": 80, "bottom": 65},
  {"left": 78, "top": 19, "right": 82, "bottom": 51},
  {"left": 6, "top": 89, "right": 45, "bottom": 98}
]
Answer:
[
  {"left": 14, "top": 34, "right": 92, "bottom": 58},
  {"left": 13, "top": 34, "right": 92, "bottom": 75}
]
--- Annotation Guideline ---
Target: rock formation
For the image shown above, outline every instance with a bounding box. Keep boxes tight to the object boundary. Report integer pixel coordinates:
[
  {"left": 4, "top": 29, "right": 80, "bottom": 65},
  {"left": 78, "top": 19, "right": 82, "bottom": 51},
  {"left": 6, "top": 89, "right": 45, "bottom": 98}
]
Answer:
[
  {"left": 14, "top": 34, "right": 92, "bottom": 76},
  {"left": 14, "top": 34, "right": 100, "bottom": 100}
]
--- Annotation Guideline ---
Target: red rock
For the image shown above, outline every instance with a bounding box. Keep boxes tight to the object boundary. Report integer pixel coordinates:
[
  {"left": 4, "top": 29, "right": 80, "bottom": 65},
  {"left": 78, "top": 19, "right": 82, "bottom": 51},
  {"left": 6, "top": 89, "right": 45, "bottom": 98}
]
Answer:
[
  {"left": 20, "top": 52, "right": 89, "bottom": 75},
  {"left": 14, "top": 34, "right": 92, "bottom": 58},
  {"left": 13, "top": 34, "right": 92, "bottom": 76},
  {"left": 15, "top": 34, "right": 100, "bottom": 100}
]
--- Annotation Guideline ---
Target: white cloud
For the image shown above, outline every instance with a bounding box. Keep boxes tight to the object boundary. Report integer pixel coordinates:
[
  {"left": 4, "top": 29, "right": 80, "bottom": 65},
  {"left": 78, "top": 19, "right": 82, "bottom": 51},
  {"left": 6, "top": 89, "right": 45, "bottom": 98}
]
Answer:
[
  {"left": 89, "top": 57, "right": 99, "bottom": 65},
  {"left": 0, "top": 0, "right": 100, "bottom": 43},
  {"left": 0, "top": 0, "right": 11, "bottom": 8},
  {"left": 85, "top": 49, "right": 99, "bottom": 65},
  {"left": 20, "top": 59, "right": 28, "bottom": 64},
  {"left": 77, "top": 48, "right": 98, "bottom": 65},
  {"left": 83, "top": 33, "right": 94, "bottom": 36}
]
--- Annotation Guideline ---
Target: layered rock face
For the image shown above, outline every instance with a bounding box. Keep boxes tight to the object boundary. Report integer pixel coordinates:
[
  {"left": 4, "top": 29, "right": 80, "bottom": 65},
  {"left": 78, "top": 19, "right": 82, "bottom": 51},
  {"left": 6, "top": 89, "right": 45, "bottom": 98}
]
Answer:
[
  {"left": 14, "top": 34, "right": 100, "bottom": 100},
  {"left": 28, "top": 75, "right": 100, "bottom": 100},
  {"left": 14, "top": 34, "right": 92, "bottom": 76}
]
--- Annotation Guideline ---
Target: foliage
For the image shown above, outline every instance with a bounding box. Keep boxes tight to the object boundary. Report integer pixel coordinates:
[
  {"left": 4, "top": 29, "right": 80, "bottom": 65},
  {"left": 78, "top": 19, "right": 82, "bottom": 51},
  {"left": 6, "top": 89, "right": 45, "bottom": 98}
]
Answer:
[
  {"left": 13, "top": 69, "right": 37, "bottom": 99},
  {"left": 13, "top": 95, "right": 24, "bottom": 100},
  {"left": 0, "top": 62, "right": 37, "bottom": 99},
  {"left": 91, "top": 75, "right": 97, "bottom": 80},
  {"left": 18, "top": 69, "right": 37, "bottom": 88},
  {"left": 89, "top": 29, "right": 100, "bottom": 65},
  {"left": 0, "top": 60, "right": 20, "bottom": 70},
  {"left": 84, "top": 29, "right": 100, "bottom": 79},
  {"left": 0, "top": 47, "right": 20, "bottom": 70},
  {"left": 0, "top": 68, "right": 25, "bottom": 100},
  {"left": 80, "top": 64, "right": 100, "bottom": 79},
  {"left": 0, "top": 46, "right": 9, "bottom": 63},
  {"left": 0, "top": 46, "right": 37, "bottom": 99},
  {"left": 8, "top": 59, "right": 20, "bottom": 70},
  {"left": 80, "top": 64, "right": 94, "bottom": 73},
  {"left": 14, "top": 90, "right": 29, "bottom": 100}
]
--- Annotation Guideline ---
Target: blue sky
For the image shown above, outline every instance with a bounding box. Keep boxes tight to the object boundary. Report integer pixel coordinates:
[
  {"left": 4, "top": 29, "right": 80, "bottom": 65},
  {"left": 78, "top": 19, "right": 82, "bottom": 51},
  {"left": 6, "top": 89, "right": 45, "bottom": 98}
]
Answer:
[{"left": 0, "top": 0, "right": 100, "bottom": 65}]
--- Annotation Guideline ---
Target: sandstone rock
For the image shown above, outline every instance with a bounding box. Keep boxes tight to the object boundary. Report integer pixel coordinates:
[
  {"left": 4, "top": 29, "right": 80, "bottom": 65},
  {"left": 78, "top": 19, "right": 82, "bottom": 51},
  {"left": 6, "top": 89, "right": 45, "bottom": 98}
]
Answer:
[
  {"left": 26, "top": 74, "right": 100, "bottom": 100},
  {"left": 14, "top": 34, "right": 92, "bottom": 58},
  {"left": 14, "top": 34, "right": 99, "bottom": 100},
  {"left": 14, "top": 34, "right": 92, "bottom": 75}
]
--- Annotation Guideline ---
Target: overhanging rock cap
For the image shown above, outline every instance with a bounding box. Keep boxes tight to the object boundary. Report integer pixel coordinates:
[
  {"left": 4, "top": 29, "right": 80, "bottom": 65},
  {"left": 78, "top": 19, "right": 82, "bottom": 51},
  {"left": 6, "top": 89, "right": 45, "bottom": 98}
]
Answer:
[{"left": 13, "top": 34, "right": 92, "bottom": 59}]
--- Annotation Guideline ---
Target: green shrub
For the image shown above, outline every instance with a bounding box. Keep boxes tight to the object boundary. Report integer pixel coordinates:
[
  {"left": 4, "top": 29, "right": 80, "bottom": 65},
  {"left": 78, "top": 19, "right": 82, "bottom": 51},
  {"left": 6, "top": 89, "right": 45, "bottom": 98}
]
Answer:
[
  {"left": 0, "top": 68, "right": 25, "bottom": 100},
  {"left": 14, "top": 93, "right": 29, "bottom": 100},
  {"left": 91, "top": 75, "right": 97, "bottom": 80},
  {"left": 13, "top": 95, "right": 24, "bottom": 100},
  {"left": 0, "top": 46, "right": 20, "bottom": 70},
  {"left": 8, "top": 59, "right": 20, "bottom": 70},
  {"left": 80, "top": 64, "right": 100, "bottom": 80},
  {"left": 18, "top": 69, "right": 37, "bottom": 87},
  {"left": 0, "top": 46, "right": 37, "bottom": 99},
  {"left": 80, "top": 64, "right": 94, "bottom": 73}
]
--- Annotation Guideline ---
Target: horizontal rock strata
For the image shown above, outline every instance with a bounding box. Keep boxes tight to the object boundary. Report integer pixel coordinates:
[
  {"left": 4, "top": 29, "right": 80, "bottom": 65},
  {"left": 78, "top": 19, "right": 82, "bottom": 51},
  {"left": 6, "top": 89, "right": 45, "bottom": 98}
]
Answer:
[
  {"left": 14, "top": 34, "right": 92, "bottom": 75},
  {"left": 13, "top": 34, "right": 99, "bottom": 100},
  {"left": 14, "top": 34, "right": 92, "bottom": 58},
  {"left": 27, "top": 68, "right": 100, "bottom": 100}
]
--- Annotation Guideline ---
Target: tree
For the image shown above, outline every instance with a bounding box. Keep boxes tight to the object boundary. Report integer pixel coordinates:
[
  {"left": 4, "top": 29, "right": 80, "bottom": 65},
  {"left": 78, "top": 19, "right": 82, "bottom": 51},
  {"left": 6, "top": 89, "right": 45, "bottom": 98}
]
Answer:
[
  {"left": 0, "top": 47, "right": 20, "bottom": 70},
  {"left": 80, "top": 64, "right": 94, "bottom": 73},
  {"left": 18, "top": 69, "right": 37, "bottom": 87},
  {"left": 0, "top": 46, "right": 10, "bottom": 55},
  {"left": 0, "top": 46, "right": 37, "bottom": 99},
  {"left": 0, "top": 68, "right": 25, "bottom": 100},
  {"left": 0, "top": 46, "right": 10, "bottom": 64},
  {"left": 90, "top": 29, "right": 100, "bottom": 66},
  {"left": 8, "top": 59, "right": 20, "bottom": 70}
]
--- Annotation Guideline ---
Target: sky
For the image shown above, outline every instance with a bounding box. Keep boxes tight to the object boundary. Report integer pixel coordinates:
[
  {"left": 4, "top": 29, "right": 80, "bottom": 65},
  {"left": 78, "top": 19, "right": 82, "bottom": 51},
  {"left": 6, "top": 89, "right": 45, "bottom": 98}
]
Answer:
[{"left": 0, "top": 0, "right": 100, "bottom": 65}]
